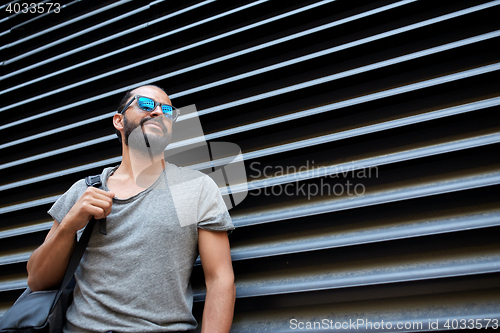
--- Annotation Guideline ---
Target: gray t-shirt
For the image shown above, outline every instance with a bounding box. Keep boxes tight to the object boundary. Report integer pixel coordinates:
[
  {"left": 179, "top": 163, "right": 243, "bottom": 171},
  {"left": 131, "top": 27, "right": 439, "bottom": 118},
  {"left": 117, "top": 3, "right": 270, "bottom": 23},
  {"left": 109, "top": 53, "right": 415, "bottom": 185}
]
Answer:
[{"left": 48, "top": 163, "right": 234, "bottom": 333}]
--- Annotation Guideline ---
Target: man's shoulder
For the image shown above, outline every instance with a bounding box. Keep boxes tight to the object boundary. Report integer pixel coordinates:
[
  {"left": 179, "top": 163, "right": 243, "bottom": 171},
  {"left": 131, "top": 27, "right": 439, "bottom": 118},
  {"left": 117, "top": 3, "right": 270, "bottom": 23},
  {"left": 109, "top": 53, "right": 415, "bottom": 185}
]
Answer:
[
  {"left": 67, "top": 166, "right": 116, "bottom": 193},
  {"left": 67, "top": 178, "right": 88, "bottom": 194}
]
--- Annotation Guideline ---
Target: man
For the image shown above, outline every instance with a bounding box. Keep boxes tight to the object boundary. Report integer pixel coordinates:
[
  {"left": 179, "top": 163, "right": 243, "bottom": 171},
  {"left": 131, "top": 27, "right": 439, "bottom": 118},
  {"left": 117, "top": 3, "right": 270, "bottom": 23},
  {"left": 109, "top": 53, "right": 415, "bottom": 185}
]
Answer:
[{"left": 26, "top": 85, "right": 236, "bottom": 332}]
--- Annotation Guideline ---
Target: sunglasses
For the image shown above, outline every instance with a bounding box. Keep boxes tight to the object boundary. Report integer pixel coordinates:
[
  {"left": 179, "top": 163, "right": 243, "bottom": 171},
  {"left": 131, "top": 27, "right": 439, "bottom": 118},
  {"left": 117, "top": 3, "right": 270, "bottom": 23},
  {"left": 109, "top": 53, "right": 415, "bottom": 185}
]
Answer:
[{"left": 119, "top": 95, "right": 180, "bottom": 121}]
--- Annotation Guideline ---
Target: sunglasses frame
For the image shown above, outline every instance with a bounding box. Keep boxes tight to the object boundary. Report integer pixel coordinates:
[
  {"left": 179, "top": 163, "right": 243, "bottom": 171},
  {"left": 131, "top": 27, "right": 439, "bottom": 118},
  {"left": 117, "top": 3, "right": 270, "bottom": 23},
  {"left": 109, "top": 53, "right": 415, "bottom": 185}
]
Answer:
[{"left": 119, "top": 95, "right": 180, "bottom": 121}]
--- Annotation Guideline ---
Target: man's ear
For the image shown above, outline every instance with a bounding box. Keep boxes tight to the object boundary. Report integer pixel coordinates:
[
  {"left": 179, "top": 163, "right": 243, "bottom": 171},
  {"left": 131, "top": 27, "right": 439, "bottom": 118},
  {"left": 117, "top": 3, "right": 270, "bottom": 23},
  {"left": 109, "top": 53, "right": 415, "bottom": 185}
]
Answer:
[{"left": 113, "top": 113, "right": 124, "bottom": 131}]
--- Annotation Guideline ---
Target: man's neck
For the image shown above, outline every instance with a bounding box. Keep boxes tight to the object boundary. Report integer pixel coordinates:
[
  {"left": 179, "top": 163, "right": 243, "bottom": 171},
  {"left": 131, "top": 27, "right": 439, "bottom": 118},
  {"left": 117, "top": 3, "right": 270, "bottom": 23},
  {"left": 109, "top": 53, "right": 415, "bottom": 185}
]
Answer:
[{"left": 114, "top": 145, "right": 166, "bottom": 189}]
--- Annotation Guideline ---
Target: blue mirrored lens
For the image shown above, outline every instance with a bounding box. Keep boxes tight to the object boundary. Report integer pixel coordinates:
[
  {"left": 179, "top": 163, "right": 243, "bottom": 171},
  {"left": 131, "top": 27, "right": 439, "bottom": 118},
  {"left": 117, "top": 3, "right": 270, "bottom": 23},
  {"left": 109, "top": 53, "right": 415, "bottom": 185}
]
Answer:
[
  {"left": 162, "top": 105, "right": 173, "bottom": 117},
  {"left": 138, "top": 97, "right": 155, "bottom": 111}
]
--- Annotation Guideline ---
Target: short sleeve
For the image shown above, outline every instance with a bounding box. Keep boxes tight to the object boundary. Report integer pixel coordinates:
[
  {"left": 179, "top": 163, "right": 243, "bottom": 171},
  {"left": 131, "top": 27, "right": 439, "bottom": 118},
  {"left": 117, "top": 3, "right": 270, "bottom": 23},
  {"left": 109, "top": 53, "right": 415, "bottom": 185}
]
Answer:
[
  {"left": 197, "top": 175, "right": 235, "bottom": 232},
  {"left": 48, "top": 179, "right": 87, "bottom": 225}
]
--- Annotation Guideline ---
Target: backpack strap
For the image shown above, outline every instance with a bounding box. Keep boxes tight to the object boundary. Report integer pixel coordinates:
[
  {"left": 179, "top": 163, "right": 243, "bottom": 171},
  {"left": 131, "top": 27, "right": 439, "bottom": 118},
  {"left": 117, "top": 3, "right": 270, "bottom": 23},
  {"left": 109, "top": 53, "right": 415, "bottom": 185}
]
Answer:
[
  {"left": 84, "top": 175, "right": 107, "bottom": 235},
  {"left": 47, "top": 175, "right": 107, "bottom": 313},
  {"left": 85, "top": 175, "right": 102, "bottom": 188},
  {"left": 57, "top": 173, "right": 102, "bottom": 301}
]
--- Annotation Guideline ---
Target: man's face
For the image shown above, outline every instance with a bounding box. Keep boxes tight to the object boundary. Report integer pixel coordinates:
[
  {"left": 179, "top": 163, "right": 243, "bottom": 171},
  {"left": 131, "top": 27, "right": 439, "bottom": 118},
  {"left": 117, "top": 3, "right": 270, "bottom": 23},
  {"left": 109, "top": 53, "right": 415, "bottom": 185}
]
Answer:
[{"left": 121, "top": 86, "right": 174, "bottom": 156}]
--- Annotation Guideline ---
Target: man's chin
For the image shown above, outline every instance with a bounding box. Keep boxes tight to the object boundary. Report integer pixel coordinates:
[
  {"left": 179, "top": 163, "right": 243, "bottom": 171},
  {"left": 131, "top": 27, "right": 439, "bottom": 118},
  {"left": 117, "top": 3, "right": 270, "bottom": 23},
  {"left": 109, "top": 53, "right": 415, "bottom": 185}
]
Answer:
[{"left": 132, "top": 134, "right": 171, "bottom": 156}]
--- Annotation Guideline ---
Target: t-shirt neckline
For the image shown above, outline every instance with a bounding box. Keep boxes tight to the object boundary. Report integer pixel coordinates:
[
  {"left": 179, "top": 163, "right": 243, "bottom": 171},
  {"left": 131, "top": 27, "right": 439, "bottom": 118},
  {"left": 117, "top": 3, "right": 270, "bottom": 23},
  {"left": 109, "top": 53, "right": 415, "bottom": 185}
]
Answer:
[{"left": 102, "top": 164, "right": 168, "bottom": 203}]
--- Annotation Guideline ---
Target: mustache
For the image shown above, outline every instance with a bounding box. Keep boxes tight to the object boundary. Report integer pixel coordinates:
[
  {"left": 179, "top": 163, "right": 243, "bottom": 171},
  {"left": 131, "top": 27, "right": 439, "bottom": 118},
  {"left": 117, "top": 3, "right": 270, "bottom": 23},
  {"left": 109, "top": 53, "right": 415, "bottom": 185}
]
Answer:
[{"left": 140, "top": 117, "right": 168, "bottom": 134}]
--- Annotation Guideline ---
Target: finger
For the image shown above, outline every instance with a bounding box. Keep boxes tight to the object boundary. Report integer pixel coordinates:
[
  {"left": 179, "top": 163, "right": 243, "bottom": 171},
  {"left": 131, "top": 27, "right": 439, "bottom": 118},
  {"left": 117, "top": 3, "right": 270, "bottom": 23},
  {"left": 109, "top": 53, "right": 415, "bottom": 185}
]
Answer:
[
  {"left": 103, "top": 205, "right": 113, "bottom": 217},
  {"left": 89, "top": 191, "right": 114, "bottom": 204},
  {"left": 95, "top": 188, "right": 115, "bottom": 198},
  {"left": 90, "top": 197, "right": 113, "bottom": 211},
  {"left": 84, "top": 205, "right": 106, "bottom": 220},
  {"left": 89, "top": 187, "right": 115, "bottom": 198},
  {"left": 92, "top": 207, "right": 106, "bottom": 220}
]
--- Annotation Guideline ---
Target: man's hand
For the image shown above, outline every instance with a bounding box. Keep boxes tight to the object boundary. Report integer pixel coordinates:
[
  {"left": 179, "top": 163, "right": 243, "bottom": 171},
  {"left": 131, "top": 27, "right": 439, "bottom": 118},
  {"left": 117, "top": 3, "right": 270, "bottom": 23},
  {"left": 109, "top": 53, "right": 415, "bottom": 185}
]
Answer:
[
  {"left": 198, "top": 229, "right": 235, "bottom": 333},
  {"left": 61, "top": 187, "right": 114, "bottom": 233}
]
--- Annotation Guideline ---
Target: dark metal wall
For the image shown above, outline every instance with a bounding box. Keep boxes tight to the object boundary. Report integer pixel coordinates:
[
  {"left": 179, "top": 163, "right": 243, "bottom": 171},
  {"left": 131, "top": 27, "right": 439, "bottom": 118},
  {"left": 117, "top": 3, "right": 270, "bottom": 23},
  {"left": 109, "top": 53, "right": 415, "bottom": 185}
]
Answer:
[{"left": 1, "top": 0, "right": 499, "bottom": 331}]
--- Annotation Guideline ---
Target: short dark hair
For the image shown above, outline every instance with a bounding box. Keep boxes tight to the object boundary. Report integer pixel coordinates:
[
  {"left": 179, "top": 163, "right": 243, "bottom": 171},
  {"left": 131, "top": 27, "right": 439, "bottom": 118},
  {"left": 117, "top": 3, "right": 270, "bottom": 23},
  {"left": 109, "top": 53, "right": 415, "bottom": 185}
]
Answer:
[{"left": 115, "top": 84, "right": 166, "bottom": 143}]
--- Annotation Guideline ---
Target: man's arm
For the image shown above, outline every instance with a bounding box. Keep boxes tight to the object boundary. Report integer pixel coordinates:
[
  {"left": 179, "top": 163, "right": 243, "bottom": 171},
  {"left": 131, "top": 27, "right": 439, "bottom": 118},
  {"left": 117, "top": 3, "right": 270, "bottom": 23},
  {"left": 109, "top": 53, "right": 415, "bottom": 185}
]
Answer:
[
  {"left": 27, "top": 187, "right": 114, "bottom": 291},
  {"left": 27, "top": 220, "right": 77, "bottom": 291},
  {"left": 198, "top": 229, "right": 236, "bottom": 333}
]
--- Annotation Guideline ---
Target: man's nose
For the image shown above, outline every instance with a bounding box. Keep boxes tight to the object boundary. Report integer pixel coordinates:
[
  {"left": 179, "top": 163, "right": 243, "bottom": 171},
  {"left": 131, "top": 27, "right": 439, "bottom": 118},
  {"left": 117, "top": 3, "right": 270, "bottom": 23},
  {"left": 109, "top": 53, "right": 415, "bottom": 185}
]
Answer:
[{"left": 150, "top": 105, "right": 163, "bottom": 117}]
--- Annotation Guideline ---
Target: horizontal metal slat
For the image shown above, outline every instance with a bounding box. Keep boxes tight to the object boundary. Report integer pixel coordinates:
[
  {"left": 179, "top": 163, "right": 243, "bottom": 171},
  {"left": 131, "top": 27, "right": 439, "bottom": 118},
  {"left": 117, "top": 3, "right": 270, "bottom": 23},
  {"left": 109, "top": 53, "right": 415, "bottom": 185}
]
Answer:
[
  {"left": 0, "top": 252, "right": 30, "bottom": 266},
  {"left": 0, "top": 156, "right": 121, "bottom": 192},
  {"left": 233, "top": 210, "right": 500, "bottom": 257},
  {"left": 0, "top": 221, "right": 52, "bottom": 240},
  {"left": 0, "top": 0, "right": 134, "bottom": 52},
  {"left": 0, "top": 0, "right": 219, "bottom": 67},
  {"left": 193, "top": 61, "right": 500, "bottom": 118},
  {"left": 227, "top": 290, "right": 500, "bottom": 332},
  {"left": 0, "top": 280, "right": 26, "bottom": 293},
  {"left": 0, "top": 135, "right": 116, "bottom": 171},
  {"left": 193, "top": 211, "right": 500, "bottom": 264},
  {"left": 0, "top": 112, "right": 114, "bottom": 150},
  {"left": 0, "top": 195, "right": 60, "bottom": 216},
  {"left": 229, "top": 132, "right": 500, "bottom": 195},
  {"left": 0, "top": 0, "right": 22, "bottom": 11},
  {"left": 232, "top": 171, "right": 500, "bottom": 228},
  {"left": 196, "top": 254, "right": 500, "bottom": 300}
]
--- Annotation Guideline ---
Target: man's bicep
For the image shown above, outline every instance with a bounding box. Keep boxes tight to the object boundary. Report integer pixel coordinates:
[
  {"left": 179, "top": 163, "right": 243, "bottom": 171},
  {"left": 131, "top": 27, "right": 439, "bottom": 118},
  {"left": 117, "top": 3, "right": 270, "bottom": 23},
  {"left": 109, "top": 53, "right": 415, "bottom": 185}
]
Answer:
[{"left": 198, "top": 229, "right": 234, "bottom": 281}]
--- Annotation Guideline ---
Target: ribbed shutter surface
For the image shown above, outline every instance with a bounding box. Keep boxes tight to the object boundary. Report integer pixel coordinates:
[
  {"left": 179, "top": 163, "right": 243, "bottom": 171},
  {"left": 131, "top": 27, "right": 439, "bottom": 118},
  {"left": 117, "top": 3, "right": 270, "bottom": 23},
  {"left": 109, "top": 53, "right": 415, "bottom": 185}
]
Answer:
[{"left": 1, "top": 0, "right": 499, "bottom": 331}]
